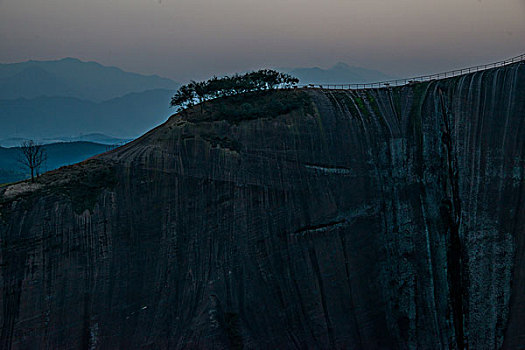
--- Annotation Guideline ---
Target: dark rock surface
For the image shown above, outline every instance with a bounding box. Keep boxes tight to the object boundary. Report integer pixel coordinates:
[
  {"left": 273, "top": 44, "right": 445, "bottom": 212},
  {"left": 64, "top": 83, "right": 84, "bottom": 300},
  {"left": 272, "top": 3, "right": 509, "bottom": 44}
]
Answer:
[{"left": 1, "top": 62, "right": 524, "bottom": 349}]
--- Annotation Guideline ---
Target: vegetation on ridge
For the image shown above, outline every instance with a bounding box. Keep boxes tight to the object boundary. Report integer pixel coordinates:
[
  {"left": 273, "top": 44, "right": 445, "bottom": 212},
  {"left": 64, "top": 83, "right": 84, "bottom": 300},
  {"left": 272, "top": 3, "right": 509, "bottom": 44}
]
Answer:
[
  {"left": 170, "top": 69, "right": 299, "bottom": 112},
  {"left": 183, "top": 89, "right": 314, "bottom": 125}
]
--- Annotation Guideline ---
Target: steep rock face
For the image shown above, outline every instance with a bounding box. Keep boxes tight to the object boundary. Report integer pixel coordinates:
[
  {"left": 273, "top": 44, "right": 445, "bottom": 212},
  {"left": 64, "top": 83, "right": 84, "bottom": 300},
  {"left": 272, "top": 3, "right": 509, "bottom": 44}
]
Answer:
[{"left": 0, "top": 62, "right": 524, "bottom": 349}]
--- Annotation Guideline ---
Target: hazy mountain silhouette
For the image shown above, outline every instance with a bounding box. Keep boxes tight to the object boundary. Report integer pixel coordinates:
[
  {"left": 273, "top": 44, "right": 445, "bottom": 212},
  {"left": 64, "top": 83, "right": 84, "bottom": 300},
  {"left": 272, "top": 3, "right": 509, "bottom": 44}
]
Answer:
[
  {"left": 0, "top": 134, "right": 130, "bottom": 148},
  {"left": 0, "top": 57, "right": 179, "bottom": 101},
  {"left": 0, "top": 89, "right": 175, "bottom": 140},
  {"left": 0, "top": 141, "right": 111, "bottom": 183},
  {"left": 287, "top": 62, "right": 396, "bottom": 85},
  {"left": 45, "top": 133, "right": 130, "bottom": 145}
]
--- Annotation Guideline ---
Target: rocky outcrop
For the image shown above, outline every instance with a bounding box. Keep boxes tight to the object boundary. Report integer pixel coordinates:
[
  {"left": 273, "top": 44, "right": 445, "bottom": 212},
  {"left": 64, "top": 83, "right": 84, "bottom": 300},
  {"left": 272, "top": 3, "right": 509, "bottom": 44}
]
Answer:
[{"left": 1, "top": 62, "right": 524, "bottom": 349}]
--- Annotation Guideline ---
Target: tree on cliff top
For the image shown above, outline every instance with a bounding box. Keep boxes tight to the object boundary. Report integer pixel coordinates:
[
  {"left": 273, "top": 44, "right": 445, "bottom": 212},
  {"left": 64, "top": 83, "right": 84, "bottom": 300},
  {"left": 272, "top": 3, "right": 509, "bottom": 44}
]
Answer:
[
  {"left": 170, "top": 69, "right": 299, "bottom": 112},
  {"left": 18, "top": 140, "right": 47, "bottom": 182}
]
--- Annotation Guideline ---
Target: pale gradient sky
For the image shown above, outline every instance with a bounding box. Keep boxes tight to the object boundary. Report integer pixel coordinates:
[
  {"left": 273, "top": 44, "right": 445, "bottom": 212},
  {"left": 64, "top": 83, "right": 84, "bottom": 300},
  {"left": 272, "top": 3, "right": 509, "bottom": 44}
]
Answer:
[{"left": 0, "top": 0, "right": 524, "bottom": 81}]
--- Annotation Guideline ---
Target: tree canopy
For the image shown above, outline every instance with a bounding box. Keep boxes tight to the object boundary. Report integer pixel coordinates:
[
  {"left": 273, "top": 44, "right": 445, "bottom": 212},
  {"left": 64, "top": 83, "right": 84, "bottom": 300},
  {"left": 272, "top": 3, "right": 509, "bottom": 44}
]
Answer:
[{"left": 170, "top": 69, "right": 299, "bottom": 112}]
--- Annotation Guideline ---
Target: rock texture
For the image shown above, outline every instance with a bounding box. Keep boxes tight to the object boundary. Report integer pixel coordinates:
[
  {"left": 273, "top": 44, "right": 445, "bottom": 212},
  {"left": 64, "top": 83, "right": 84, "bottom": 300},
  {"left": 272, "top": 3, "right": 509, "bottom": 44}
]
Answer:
[{"left": 1, "top": 62, "right": 524, "bottom": 349}]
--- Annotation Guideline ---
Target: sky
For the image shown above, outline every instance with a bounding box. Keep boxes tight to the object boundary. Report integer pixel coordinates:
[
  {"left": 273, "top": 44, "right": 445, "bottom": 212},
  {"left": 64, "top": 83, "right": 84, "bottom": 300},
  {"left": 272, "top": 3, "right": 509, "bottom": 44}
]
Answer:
[{"left": 0, "top": 0, "right": 524, "bottom": 81}]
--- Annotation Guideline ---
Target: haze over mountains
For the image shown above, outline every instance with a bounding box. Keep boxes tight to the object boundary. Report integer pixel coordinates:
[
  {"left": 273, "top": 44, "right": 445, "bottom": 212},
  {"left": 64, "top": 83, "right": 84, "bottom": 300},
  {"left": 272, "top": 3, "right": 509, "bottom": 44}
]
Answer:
[
  {"left": 286, "top": 62, "right": 396, "bottom": 85},
  {"left": 0, "top": 58, "right": 179, "bottom": 142},
  {"left": 0, "top": 57, "right": 178, "bottom": 101},
  {"left": 0, "top": 141, "right": 111, "bottom": 183},
  {"left": 0, "top": 133, "right": 128, "bottom": 148},
  {"left": 0, "top": 89, "right": 176, "bottom": 140}
]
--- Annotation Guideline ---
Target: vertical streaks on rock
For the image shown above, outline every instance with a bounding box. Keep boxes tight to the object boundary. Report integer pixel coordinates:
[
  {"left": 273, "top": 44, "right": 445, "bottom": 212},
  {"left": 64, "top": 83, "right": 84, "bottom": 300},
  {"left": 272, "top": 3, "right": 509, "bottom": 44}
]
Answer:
[
  {"left": 0, "top": 63, "right": 524, "bottom": 348},
  {"left": 438, "top": 86, "right": 465, "bottom": 349}
]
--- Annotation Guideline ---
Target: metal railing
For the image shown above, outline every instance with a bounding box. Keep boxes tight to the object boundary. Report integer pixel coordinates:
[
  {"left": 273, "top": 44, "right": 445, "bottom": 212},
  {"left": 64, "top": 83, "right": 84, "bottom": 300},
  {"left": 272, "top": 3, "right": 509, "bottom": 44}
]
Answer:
[{"left": 296, "top": 53, "right": 525, "bottom": 90}]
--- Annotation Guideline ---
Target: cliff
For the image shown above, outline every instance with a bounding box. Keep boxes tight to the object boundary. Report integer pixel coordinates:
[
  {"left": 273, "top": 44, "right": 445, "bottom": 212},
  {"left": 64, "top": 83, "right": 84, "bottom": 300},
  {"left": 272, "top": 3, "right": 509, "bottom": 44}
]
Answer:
[{"left": 1, "top": 62, "right": 524, "bottom": 349}]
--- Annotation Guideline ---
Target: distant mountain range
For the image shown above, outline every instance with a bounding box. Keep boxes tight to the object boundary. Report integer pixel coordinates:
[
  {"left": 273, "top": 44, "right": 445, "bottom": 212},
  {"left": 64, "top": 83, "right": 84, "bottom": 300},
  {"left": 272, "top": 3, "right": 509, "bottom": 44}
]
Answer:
[
  {"left": 0, "top": 89, "right": 175, "bottom": 140},
  {"left": 0, "top": 141, "right": 112, "bottom": 183},
  {"left": 0, "top": 133, "right": 130, "bottom": 148},
  {"left": 0, "top": 58, "right": 180, "bottom": 140},
  {"left": 286, "top": 62, "right": 396, "bottom": 85},
  {"left": 0, "top": 57, "right": 179, "bottom": 101}
]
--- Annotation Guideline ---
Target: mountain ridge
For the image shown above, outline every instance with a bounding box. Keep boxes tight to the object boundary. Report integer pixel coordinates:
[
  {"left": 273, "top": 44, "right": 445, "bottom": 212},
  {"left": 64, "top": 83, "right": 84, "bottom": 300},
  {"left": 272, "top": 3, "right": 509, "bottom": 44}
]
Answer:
[
  {"left": 0, "top": 89, "right": 174, "bottom": 140},
  {"left": 286, "top": 62, "right": 396, "bottom": 84},
  {"left": 0, "top": 57, "right": 179, "bottom": 101}
]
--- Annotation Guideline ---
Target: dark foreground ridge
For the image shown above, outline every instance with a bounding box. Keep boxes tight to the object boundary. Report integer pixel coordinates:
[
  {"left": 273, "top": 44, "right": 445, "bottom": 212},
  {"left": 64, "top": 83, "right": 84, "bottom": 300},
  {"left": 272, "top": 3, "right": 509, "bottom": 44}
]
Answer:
[{"left": 1, "top": 62, "right": 524, "bottom": 349}]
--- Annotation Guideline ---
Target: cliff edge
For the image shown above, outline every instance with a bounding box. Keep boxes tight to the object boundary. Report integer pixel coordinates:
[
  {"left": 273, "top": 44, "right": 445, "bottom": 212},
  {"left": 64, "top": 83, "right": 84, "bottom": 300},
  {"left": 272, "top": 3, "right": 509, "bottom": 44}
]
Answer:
[{"left": 1, "top": 62, "right": 524, "bottom": 349}]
